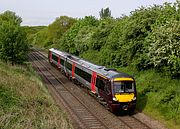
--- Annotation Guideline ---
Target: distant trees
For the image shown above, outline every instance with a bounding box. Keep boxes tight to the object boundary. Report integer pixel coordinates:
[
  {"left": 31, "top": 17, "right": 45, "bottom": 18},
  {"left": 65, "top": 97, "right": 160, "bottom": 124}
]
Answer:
[
  {"left": 28, "top": 16, "right": 76, "bottom": 48},
  {"left": 0, "top": 11, "right": 29, "bottom": 64},
  {"left": 99, "top": 8, "right": 112, "bottom": 19},
  {"left": 47, "top": 16, "right": 76, "bottom": 40}
]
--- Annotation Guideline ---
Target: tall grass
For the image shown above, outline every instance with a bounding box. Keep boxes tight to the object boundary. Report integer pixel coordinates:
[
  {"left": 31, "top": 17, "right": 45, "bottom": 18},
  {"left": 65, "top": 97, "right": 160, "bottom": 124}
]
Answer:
[
  {"left": 0, "top": 61, "right": 72, "bottom": 129},
  {"left": 117, "top": 66, "right": 180, "bottom": 129}
]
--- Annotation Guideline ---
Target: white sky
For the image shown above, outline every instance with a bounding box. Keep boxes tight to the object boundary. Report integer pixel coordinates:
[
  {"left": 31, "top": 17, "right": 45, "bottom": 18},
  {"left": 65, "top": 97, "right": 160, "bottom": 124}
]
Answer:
[{"left": 0, "top": 0, "right": 176, "bottom": 26}]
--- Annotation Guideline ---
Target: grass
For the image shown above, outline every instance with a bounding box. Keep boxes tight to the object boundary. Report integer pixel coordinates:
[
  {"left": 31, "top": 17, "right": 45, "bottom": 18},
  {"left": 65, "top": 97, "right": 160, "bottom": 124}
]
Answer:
[
  {"left": 0, "top": 61, "right": 72, "bottom": 129},
  {"left": 117, "top": 66, "right": 180, "bottom": 129}
]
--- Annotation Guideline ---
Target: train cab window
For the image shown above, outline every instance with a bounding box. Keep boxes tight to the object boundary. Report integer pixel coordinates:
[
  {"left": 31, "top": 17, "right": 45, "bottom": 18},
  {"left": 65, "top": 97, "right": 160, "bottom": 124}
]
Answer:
[
  {"left": 125, "top": 82, "right": 134, "bottom": 92},
  {"left": 114, "top": 81, "right": 134, "bottom": 93}
]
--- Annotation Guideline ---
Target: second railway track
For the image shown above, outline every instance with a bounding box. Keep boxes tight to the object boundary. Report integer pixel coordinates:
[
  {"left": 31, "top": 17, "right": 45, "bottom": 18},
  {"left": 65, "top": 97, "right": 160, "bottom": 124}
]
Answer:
[{"left": 28, "top": 50, "right": 152, "bottom": 129}]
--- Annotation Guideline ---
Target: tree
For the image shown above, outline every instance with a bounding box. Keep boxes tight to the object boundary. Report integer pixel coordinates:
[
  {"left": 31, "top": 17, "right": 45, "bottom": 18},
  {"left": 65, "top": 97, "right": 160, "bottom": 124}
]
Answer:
[
  {"left": 58, "top": 16, "right": 99, "bottom": 55},
  {"left": 99, "top": 8, "right": 112, "bottom": 19},
  {"left": 47, "top": 16, "right": 76, "bottom": 40},
  {"left": 0, "top": 11, "right": 29, "bottom": 64},
  {"left": 0, "top": 10, "right": 22, "bottom": 25},
  {"left": 148, "top": 20, "right": 180, "bottom": 77}
]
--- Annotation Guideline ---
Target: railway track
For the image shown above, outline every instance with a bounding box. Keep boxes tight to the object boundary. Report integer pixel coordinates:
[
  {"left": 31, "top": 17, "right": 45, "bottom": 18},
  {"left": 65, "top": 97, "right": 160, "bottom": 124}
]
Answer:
[
  {"left": 118, "top": 115, "right": 150, "bottom": 129},
  {"left": 28, "top": 49, "right": 152, "bottom": 129}
]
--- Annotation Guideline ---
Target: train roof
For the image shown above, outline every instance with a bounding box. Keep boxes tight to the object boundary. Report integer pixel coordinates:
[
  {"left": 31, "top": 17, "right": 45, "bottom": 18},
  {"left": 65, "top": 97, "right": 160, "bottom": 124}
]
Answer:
[
  {"left": 49, "top": 48, "right": 133, "bottom": 80},
  {"left": 49, "top": 48, "right": 68, "bottom": 57}
]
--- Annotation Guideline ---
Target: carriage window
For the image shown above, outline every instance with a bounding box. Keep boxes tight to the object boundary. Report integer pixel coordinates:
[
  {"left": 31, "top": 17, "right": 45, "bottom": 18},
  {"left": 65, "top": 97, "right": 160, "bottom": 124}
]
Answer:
[
  {"left": 52, "top": 54, "right": 58, "bottom": 62},
  {"left": 60, "top": 59, "right": 64, "bottom": 65},
  {"left": 75, "top": 67, "right": 91, "bottom": 83},
  {"left": 66, "top": 62, "right": 72, "bottom": 70}
]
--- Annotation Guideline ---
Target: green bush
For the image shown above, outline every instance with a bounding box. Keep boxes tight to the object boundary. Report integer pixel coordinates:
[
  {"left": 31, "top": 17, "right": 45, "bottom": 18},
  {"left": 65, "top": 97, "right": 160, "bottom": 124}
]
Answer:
[
  {"left": 148, "top": 20, "right": 180, "bottom": 78},
  {"left": 0, "top": 11, "right": 29, "bottom": 64}
]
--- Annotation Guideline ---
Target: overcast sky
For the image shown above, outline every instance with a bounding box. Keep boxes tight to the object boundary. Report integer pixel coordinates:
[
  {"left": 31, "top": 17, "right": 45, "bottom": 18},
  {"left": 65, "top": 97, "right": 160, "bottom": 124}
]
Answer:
[{"left": 0, "top": 0, "right": 176, "bottom": 26}]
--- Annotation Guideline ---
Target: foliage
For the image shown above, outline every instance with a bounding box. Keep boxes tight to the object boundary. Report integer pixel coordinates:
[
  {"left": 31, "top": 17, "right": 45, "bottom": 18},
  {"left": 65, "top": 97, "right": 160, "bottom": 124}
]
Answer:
[
  {"left": 59, "top": 16, "right": 99, "bottom": 55},
  {"left": 47, "top": 16, "right": 76, "bottom": 40},
  {"left": 23, "top": 26, "right": 46, "bottom": 34},
  {"left": 32, "top": 27, "right": 49, "bottom": 47},
  {"left": 148, "top": 20, "right": 180, "bottom": 78},
  {"left": 0, "top": 10, "right": 22, "bottom": 26},
  {"left": 23, "top": 26, "right": 46, "bottom": 44},
  {"left": 74, "top": 26, "right": 96, "bottom": 54},
  {"left": 99, "top": 7, "right": 112, "bottom": 19},
  {"left": 28, "top": 16, "right": 76, "bottom": 48},
  {"left": 0, "top": 11, "right": 29, "bottom": 64}
]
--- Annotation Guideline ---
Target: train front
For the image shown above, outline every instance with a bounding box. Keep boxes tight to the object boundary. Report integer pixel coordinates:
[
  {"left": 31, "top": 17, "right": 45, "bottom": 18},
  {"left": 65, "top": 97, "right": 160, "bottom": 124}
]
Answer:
[{"left": 111, "top": 77, "right": 136, "bottom": 113}]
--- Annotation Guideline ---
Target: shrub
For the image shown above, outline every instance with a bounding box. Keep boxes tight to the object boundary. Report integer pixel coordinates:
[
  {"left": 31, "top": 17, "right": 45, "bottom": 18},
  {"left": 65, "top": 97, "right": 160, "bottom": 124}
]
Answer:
[{"left": 0, "top": 24, "right": 28, "bottom": 64}]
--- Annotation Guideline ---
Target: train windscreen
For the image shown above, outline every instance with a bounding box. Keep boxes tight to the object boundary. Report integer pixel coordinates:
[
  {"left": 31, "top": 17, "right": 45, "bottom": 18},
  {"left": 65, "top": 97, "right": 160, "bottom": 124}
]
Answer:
[{"left": 114, "top": 81, "right": 135, "bottom": 93}]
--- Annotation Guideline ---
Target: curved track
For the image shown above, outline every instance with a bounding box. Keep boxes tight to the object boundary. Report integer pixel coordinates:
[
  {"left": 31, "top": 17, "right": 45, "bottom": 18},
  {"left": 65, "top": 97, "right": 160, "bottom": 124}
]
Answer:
[{"left": 28, "top": 49, "right": 151, "bottom": 129}]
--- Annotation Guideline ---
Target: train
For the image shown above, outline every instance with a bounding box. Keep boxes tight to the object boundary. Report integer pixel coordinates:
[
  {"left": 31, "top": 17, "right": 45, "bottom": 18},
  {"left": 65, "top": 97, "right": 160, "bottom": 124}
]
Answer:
[{"left": 48, "top": 48, "right": 137, "bottom": 113}]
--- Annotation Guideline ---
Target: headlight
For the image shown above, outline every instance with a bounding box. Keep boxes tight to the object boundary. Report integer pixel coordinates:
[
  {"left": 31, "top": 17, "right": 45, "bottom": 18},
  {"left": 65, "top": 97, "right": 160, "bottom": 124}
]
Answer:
[
  {"left": 113, "top": 97, "right": 117, "bottom": 101},
  {"left": 132, "top": 96, "right": 136, "bottom": 101}
]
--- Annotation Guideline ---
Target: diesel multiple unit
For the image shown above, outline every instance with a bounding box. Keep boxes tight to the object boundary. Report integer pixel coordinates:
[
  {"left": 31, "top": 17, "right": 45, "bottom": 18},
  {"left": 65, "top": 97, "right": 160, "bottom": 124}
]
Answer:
[{"left": 48, "top": 48, "right": 137, "bottom": 113}]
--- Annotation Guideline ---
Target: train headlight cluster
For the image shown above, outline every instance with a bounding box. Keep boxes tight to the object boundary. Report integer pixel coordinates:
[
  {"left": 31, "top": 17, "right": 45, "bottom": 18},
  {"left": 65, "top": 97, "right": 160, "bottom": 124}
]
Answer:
[
  {"left": 113, "top": 97, "right": 117, "bottom": 101},
  {"left": 132, "top": 96, "right": 136, "bottom": 101}
]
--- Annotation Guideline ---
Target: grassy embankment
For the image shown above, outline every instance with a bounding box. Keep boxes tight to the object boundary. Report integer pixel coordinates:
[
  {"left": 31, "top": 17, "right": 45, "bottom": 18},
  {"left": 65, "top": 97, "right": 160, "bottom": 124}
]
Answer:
[
  {"left": 0, "top": 61, "right": 72, "bottom": 128},
  {"left": 117, "top": 66, "right": 180, "bottom": 129}
]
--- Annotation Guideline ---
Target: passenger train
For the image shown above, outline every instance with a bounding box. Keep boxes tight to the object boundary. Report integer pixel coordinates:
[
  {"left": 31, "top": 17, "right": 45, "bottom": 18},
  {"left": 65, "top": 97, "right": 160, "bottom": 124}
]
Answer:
[{"left": 48, "top": 48, "right": 137, "bottom": 113}]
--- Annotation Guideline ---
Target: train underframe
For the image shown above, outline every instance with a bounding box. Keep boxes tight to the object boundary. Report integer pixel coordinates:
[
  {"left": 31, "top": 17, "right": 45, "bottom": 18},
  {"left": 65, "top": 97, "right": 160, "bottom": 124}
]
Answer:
[{"left": 108, "top": 101, "right": 136, "bottom": 113}]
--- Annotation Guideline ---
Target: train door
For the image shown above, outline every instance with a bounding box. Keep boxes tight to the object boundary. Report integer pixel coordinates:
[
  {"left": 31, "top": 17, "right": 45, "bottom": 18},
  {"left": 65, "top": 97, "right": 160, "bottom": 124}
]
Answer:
[
  {"left": 96, "top": 76, "right": 111, "bottom": 104},
  {"left": 91, "top": 71, "right": 97, "bottom": 93},
  {"left": 104, "top": 80, "right": 112, "bottom": 102},
  {"left": 58, "top": 56, "right": 60, "bottom": 68},
  {"left": 64, "top": 58, "right": 67, "bottom": 73},
  {"left": 72, "top": 62, "right": 75, "bottom": 79}
]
